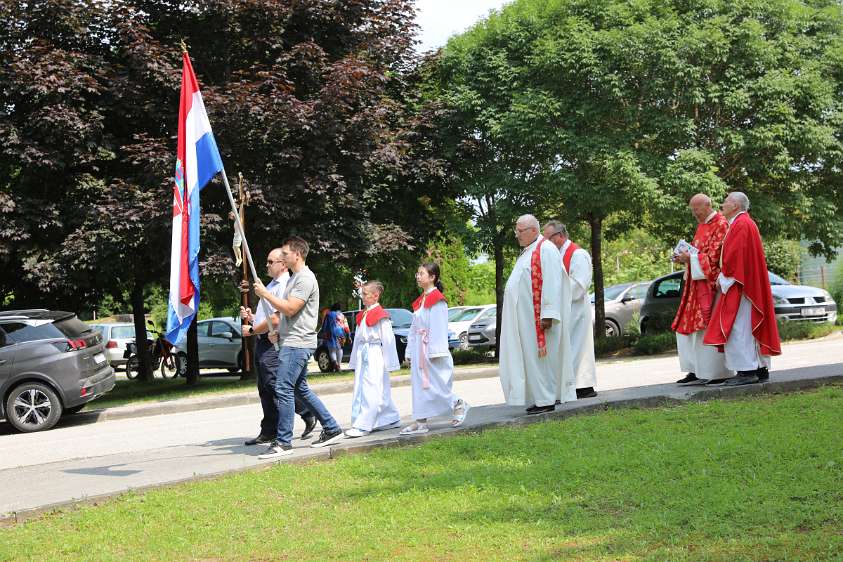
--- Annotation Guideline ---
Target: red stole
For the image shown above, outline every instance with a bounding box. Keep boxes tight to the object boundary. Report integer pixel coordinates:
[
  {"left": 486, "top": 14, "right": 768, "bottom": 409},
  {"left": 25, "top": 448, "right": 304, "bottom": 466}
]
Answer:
[
  {"left": 411, "top": 288, "right": 446, "bottom": 311},
  {"left": 357, "top": 305, "right": 388, "bottom": 327},
  {"left": 562, "top": 242, "right": 580, "bottom": 274},
  {"left": 530, "top": 239, "right": 547, "bottom": 357},
  {"left": 703, "top": 213, "right": 781, "bottom": 356},
  {"left": 671, "top": 213, "right": 728, "bottom": 334}
]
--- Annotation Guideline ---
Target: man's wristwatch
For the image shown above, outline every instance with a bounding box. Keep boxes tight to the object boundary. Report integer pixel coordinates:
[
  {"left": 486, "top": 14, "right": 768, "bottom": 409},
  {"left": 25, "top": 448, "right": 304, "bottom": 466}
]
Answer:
[{"left": 245, "top": 324, "right": 253, "bottom": 335}]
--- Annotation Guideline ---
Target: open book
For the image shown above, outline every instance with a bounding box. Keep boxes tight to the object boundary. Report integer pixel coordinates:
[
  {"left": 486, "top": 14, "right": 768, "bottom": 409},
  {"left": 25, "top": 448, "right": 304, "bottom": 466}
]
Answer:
[{"left": 672, "top": 239, "right": 698, "bottom": 257}]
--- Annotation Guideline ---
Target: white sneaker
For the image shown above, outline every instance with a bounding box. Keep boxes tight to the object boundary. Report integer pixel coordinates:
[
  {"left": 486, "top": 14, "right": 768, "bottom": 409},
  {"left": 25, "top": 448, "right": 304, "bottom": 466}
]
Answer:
[
  {"left": 258, "top": 441, "right": 294, "bottom": 459},
  {"left": 399, "top": 422, "right": 429, "bottom": 436},
  {"left": 344, "top": 427, "right": 370, "bottom": 438}
]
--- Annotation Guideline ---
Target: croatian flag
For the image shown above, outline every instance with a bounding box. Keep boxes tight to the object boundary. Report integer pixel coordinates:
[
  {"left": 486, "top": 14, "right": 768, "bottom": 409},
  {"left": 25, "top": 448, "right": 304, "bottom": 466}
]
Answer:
[{"left": 166, "top": 53, "right": 224, "bottom": 345}]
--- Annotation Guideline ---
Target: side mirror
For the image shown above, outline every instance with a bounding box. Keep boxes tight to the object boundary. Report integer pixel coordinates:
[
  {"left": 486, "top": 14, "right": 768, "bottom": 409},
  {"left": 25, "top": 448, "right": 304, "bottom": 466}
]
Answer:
[
  {"left": 220, "top": 331, "right": 234, "bottom": 340},
  {"left": 621, "top": 296, "right": 634, "bottom": 303}
]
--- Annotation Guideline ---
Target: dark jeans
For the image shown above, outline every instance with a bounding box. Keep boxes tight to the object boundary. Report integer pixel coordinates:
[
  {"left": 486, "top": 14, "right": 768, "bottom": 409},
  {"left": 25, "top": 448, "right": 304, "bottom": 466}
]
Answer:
[
  {"left": 275, "top": 346, "right": 340, "bottom": 445},
  {"left": 255, "top": 337, "right": 312, "bottom": 438}
]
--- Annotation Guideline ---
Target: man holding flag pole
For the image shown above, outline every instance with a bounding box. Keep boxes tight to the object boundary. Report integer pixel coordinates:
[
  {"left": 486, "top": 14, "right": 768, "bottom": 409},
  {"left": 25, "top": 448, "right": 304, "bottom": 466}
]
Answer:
[{"left": 165, "top": 43, "right": 279, "bottom": 395}]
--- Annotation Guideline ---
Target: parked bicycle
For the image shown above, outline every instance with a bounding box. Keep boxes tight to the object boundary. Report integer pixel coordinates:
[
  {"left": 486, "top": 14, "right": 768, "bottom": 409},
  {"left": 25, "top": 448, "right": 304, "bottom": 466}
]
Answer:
[{"left": 124, "top": 328, "right": 182, "bottom": 379}]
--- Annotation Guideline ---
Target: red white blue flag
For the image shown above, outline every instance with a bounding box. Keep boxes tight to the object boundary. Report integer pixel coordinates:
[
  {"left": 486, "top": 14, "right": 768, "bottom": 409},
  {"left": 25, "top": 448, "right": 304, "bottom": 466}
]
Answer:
[{"left": 166, "top": 52, "right": 223, "bottom": 345}]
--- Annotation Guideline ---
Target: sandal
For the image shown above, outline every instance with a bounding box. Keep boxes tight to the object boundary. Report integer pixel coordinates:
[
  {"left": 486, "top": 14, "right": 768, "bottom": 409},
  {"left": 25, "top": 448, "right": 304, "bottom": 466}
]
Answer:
[
  {"left": 452, "top": 399, "right": 471, "bottom": 427},
  {"left": 399, "top": 422, "right": 429, "bottom": 436}
]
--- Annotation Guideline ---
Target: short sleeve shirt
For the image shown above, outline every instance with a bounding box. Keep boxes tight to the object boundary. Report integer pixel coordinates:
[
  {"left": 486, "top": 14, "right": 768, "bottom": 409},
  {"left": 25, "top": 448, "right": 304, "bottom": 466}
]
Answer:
[{"left": 278, "top": 266, "right": 319, "bottom": 348}]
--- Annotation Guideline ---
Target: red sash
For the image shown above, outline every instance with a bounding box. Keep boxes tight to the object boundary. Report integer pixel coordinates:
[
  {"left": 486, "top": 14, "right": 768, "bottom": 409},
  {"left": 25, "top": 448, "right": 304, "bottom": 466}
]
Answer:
[
  {"left": 411, "top": 288, "right": 446, "bottom": 311},
  {"left": 531, "top": 239, "right": 547, "bottom": 357},
  {"left": 356, "top": 305, "right": 389, "bottom": 327},
  {"left": 562, "top": 242, "right": 580, "bottom": 274}
]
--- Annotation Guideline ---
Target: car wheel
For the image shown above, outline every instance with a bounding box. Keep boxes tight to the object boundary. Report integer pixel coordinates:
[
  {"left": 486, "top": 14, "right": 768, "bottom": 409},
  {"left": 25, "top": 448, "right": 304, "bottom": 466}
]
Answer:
[
  {"left": 315, "top": 348, "right": 332, "bottom": 373},
  {"left": 160, "top": 353, "right": 180, "bottom": 378},
  {"left": 459, "top": 332, "right": 470, "bottom": 350},
  {"left": 227, "top": 351, "right": 244, "bottom": 375},
  {"left": 125, "top": 356, "right": 140, "bottom": 379},
  {"left": 605, "top": 319, "right": 621, "bottom": 337},
  {"left": 176, "top": 352, "right": 188, "bottom": 377},
  {"left": 5, "top": 382, "right": 63, "bottom": 433}
]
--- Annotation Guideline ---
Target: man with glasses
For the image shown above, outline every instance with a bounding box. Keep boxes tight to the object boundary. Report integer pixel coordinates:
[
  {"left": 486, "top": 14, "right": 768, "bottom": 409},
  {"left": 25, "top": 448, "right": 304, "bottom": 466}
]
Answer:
[
  {"left": 499, "top": 214, "right": 576, "bottom": 415},
  {"left": 240, "top": 248, "right": 316, "bottom": 446},
  {"left": 254, "top": 236, "right": 345, "bottom": 457},
  {"left": 543, "top": 221, "right": 597, "bottom": 399}
]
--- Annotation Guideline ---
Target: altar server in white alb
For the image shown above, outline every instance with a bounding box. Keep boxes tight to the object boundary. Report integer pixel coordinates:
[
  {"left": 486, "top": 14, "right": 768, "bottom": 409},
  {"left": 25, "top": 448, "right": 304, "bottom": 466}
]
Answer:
[
  {"left": 400, "top": 262, "right": 470, "bottom": 435},
  {"left": 345, "top": 281, "right": 401, "bottom": 438},
  {"left": 500, "top": 215, "right": 576, "bottom": 415},
  {"left": 543, "top": 220, "right": 597, "bottom": 399}
]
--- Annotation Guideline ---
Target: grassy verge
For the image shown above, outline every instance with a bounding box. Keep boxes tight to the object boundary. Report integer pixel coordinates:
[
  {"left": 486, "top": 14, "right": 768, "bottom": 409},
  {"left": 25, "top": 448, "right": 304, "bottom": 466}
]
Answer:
[{"left": 4, "top": 386, "right": 842, "bottom": 560}]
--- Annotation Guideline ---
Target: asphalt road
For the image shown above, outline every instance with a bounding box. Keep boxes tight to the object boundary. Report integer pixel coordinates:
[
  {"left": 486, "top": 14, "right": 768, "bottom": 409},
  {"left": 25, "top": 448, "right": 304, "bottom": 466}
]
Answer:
[{"left": 2, "top": 333, "right": 842, "bottom": 519}]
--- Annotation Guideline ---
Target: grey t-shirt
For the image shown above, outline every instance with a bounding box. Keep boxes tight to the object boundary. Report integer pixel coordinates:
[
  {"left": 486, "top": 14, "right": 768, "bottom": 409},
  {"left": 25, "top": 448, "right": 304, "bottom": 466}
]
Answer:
[{"left": 278, "top": 266, "right": 319, "bottom": 348}]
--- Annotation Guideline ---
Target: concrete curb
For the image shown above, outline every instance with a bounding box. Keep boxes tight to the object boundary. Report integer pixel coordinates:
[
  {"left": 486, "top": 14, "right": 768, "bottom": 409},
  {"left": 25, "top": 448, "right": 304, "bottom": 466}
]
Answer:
[
  {"left": 6, "top": 364, "right": 839, "bottom": 526},
  {"left": 78, "top": 366, "right": 499, "bottom": 423}
]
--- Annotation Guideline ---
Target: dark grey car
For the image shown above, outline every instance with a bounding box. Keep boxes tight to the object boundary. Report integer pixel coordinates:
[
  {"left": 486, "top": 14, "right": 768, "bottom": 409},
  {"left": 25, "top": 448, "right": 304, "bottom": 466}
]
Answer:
[
  {"left": 638, "top": 270, "right": 838, "bottom": 334},
  {"left": 0, "top": 309, "right": 115, "bottom": 432},
  {"left": 467, "top": 307, "right": 498, "bottom": 351}
]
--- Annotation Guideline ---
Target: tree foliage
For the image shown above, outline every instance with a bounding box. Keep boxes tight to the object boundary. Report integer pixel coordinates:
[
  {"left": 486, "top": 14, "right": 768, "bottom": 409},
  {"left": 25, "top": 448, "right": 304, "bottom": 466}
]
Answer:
[
  {"left": 431, "top": 0, "right": 843, "bottom": 338},
  {"left": 0, "top": 0, "right": 448, "bottom": 314}
]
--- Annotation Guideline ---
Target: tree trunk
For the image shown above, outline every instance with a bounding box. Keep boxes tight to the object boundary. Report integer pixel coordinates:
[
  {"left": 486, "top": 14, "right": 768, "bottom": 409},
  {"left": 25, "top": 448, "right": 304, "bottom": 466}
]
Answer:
[
  {"left": 186, "top": 315, "right": 200, "bottom": 386},
  {"left": 590, "top": 215, "right": 605, "bottom": 341},
  {"left": 493, "top": 230, "right": 505, "bottom": 360},
  {"left": 130, "top": 282, "right": 154, "bottom": 382}
]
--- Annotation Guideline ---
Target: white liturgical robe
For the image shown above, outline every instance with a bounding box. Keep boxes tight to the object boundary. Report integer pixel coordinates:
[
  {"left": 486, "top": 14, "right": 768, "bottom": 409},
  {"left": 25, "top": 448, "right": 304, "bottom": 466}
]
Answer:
[
  {"left": 348, "top": 308, "right": 401, "bottom": 432},
  {"left": 499, "top": 236, "right": 576, "bottom": 407},
  {"left": 561, "top": 240, "right": 597, "bottom": 389}
]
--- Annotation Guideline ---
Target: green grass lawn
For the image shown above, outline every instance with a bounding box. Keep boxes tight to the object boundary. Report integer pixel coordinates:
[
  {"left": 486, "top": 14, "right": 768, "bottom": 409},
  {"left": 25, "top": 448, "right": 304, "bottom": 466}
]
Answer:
[{"left": 5, "top": 386, "right": 842, "bottom": 560}]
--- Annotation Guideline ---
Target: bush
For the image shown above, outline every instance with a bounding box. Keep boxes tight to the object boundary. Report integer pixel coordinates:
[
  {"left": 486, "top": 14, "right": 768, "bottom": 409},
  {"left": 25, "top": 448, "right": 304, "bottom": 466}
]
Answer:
[
  {"left": 594, "top": 334, "right": 635, "bottom": 357},
  {"left": 777, "top": 320, "right": 834, "bottom": 342},
  {"left": 451, "top": 348, "right": 494, "bottom": 366},
  {"left": 633, "top": 331, "right": 677, "bottom": 355}
]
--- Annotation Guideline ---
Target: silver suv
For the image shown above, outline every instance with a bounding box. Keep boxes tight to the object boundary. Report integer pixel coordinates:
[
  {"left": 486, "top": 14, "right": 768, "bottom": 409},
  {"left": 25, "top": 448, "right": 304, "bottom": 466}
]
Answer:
[{"left": 0, "top": 309, "right": 115, "bottom": 432}]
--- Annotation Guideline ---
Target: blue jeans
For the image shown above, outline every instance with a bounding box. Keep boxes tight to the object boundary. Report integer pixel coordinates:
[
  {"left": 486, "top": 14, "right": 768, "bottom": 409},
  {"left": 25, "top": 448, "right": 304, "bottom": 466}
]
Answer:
[
  {"left": 255, "top": 337, "right": 312, "bottom": 438},
  {"left": 275, "top": 346, "right": 340, "bottom": 445}
]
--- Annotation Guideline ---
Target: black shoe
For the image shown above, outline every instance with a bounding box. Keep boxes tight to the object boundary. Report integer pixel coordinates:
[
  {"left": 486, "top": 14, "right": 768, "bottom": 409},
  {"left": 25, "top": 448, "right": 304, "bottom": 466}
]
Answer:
[
  {"left": 526, "top": 404, "right": 555, "bottom": 415},
  {"left": 258, "top": 441, "right": 293, "bottom": 459},
  {"left": 576, "top": 387, "right": 597, "bottom": 399},
  {"left": 705, "top": 378, "right": 729, "bottom": 386},
  {"left": 310, "top": 428, "right": 344, "bottom": 448},
  {"left": 676, "top": 373, "right": 698, "bottom": 384},
  {"left": 300, "top": 416, "right": 317, "bottom": 440},
  {"left": 723, "top": 372, "right": 759, "bottom": 386},
  {"left": 245, "top": 434, "right": 274, "bottom": 446},
  {"left": 756, "top": 367, "right": 770, "bottom": 382}
]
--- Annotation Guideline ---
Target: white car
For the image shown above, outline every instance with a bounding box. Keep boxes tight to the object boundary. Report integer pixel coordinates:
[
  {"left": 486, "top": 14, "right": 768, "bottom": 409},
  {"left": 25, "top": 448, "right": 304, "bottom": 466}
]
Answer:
[
  {"left": 89, "top": 323, "right": 153, "bottom": 367},
  {"left": 448, "top": 305, "right": 496, "bottom": 350},
  {"left": 173, "top": 317, "right": 244, "bottom": 373}
]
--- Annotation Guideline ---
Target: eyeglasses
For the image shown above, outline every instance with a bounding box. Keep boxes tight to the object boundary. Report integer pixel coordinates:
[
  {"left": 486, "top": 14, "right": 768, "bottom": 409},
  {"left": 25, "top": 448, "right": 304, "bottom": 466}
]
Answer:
[
  {"left": 514, "top": 226, "right": 535, "bottom": 234},
  {"left": 549, "top": 231, "right": 563, "bottom": 239},
  {"left": 266, "top": 260, "right": 283, "bottom": 266}
]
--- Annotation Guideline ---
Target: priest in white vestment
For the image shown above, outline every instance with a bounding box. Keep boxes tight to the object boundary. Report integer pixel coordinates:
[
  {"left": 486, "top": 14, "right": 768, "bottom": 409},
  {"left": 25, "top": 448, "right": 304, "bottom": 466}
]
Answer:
[
  {"left": 543, "top": 221, "right": 597, "bottom": 399},
  {"left": 500, "top": 215, "right": 576, "bottom": 414}
]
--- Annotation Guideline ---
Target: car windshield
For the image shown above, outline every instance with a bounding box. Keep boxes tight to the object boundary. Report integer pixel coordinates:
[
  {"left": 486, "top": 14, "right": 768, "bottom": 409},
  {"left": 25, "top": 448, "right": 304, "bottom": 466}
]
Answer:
[
  {"left": 595, "top": 283, "right": 634, "bottom": 302},
  {"left": 386, "top": 309, "right": 413, "bottom": 328},
  {"left": 448, "top": 308, "right": 467, "bottom": 321},
  {"left": 768, "top": 271, "right": 790, "bottom": 285},
  {"left": 451, "top": 308, "right": 484, "bottom": 322}
]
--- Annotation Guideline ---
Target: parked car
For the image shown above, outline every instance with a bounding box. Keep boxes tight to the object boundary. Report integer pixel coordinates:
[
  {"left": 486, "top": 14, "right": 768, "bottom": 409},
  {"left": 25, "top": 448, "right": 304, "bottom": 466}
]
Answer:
[
  {"left": 89, "top": 322, "right": 154, "bottom": 367},
  {"left": 1, "top": 309, "right": 115, "bottom": 432},
  {"left": 467, "top": 306, "right": 497, "bottom": 351},
  {"left": 173, "top": 317, "right": 244, "bottom": 374},
  {"left": 314, "top": 308, "right": 415, "bottom": 373},
  {"left": 638, "top": 270, "right": 838, "bottom": 334},
  {"left": 589, "top": 282, "right": 650, "bottom": 337},
  {"left": 449, "top": 305, "right": 495, "bottom": 350}
]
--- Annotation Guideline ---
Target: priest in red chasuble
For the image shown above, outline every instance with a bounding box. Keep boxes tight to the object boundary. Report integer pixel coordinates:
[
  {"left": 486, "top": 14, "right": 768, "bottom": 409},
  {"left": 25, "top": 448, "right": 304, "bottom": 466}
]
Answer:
[
  {"left": 671, "top": 194, "right": 731, "bottom": 385},
  {"left": 703, "top": 192, "right": 781, "bottom": 386}
]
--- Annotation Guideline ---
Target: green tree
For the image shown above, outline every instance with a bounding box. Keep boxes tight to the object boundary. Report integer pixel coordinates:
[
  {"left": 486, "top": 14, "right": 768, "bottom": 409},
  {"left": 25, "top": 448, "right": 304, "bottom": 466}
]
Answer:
[{"left": 433, "top": 0, "right": 843, "bottom": 340}]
